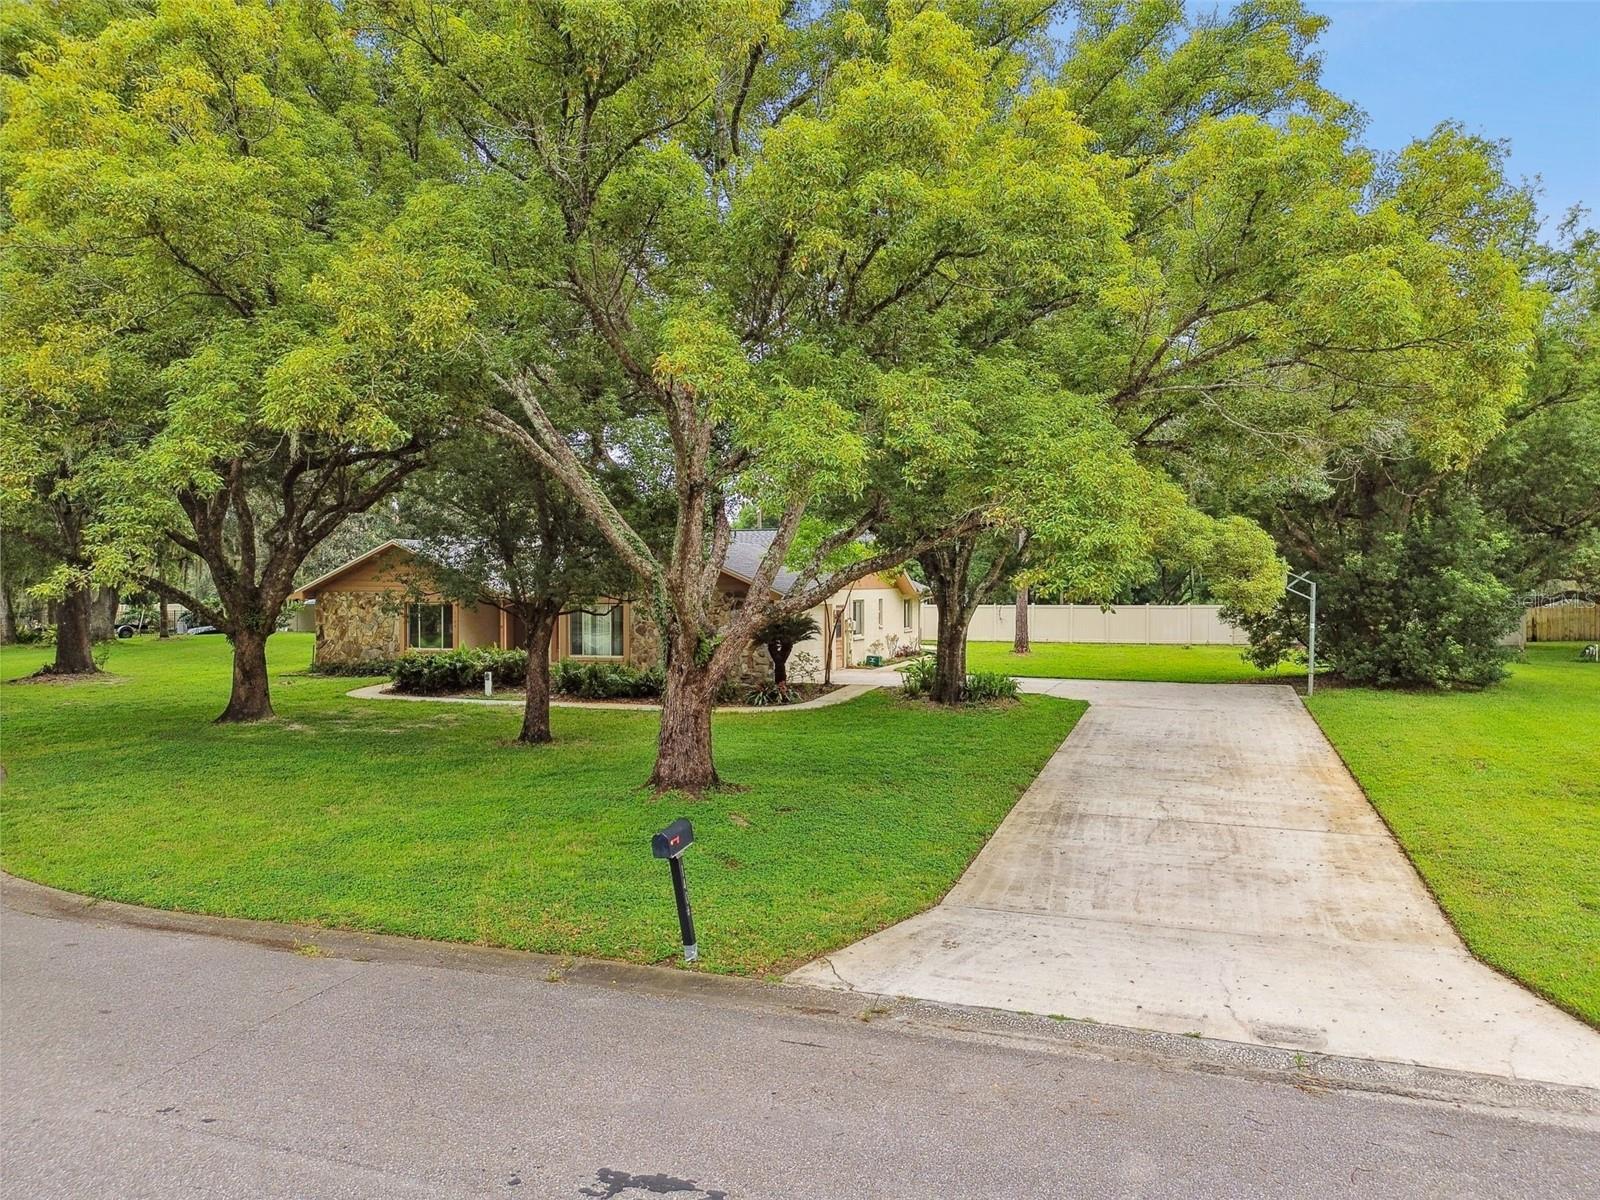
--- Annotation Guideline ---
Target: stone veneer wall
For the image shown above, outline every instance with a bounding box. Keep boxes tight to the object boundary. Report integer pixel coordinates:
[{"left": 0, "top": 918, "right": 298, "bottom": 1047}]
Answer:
[
  {"left": 623, "top": 598, "right": 772, "bottom": 683},
  {"left": 627, "top": 602, "right": 661, "bottom": 669},
  {"left": 315, "top": 590, "right": 403, "bottom": 665}
]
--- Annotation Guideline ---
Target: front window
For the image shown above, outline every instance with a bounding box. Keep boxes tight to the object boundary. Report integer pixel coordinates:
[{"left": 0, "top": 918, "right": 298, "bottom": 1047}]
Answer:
[
  {"left": 903, "top": 599, "right": 913, "bottom": 628},
  {"left": 850, "top": 599, "right": 865, "bottom": 636},
  {"left": 408, "top": 603, "right": 454, "bottom": 649},
  {"left": 570, "top": 603, "right": 624, "bottom": 657}
]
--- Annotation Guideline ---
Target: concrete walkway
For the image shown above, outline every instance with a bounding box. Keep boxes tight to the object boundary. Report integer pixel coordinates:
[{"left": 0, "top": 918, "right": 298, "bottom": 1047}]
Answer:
[{"left": 790, "top": 678, "right": 1600, "bottom": 1088}]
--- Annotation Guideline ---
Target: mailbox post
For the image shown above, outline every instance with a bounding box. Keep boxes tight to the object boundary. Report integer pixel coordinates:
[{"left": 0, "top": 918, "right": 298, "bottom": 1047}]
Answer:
[{"left": 651, "top": 818, "right": 698, "bottom": 963}]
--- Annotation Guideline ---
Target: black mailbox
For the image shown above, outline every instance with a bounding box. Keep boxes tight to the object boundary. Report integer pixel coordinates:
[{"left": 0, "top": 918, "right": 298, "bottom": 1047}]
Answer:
[{"left": 651, "top": 818, "right": 695, "bottom": 860}]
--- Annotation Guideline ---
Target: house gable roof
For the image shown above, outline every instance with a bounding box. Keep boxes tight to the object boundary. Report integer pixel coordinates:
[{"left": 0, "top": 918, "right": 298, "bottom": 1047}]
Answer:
[
  {"left": 294, "top": 531, "right": 926, "bottom": 604},
  {"left": 290, "top": 540, "right": 421, "bottom": 600}
]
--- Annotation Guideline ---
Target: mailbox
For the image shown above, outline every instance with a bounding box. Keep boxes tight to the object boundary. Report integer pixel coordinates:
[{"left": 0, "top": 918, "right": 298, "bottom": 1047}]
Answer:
[
  {"left": 651, "top": 818, "right": 699, "bottom": 962},
  {"left": 651, "top": 818, "right": 695, "bottom": 860}
]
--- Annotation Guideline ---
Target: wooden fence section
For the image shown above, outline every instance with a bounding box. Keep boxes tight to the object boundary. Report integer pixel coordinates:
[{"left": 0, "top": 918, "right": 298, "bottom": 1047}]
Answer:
[
  {"left": 947, "top": 604, "right": 1249, "bottom": 646},
  {"left": 1522, "top": 603, "right": 1600, "bottom": 642}
]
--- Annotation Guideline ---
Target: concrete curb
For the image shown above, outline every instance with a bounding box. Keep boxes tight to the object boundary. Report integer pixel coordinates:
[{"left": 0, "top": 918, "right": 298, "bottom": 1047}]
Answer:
[
  {"left": 6, "top": 873, "right": 1594, "bottom": 1128},
  {"left": 344, "top": 681, "right": 880, "bottom": 714}
]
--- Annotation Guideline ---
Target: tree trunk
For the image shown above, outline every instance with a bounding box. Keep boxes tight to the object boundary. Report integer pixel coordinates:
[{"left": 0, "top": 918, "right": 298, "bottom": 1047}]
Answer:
[
  {"left": 769, "top": 641, "right": 793, "bottom": 688},
  {"left": 920, "top": 546, "right": 975, "bottom": 705},
  {"left": 218, "top": 628, "right": 274, "bottom": 722},
  {"left": 1013, "top": 585, "right": 1030, "bottom": 655},
  {"left": 89, "top": 587, "right": 118, "bottom": 641},
  {"left": 518, "top": 609, "right": 559, "bottom": 745},
  {"left": 649, "top": 634, "right": 720, "bottom": 792},
  {"left": 50, "top": 586, "right": 98, "bottom": 674},
  {"left": 158, "top": 595, "right": 170, "bottom": 638},
  {"left": 932, "top": 601, "right": 970, "bottom": 703},
  {"left": 0, "top": 580, "right": 16, "bottom": 645}
]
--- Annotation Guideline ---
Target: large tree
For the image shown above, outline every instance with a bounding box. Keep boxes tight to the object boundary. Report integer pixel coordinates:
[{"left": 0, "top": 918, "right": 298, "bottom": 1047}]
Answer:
[
  {"left": 353, "top": 0, "right": 1297, "bottom": 786},
  {"left": 403, "top": 429, "right": 662, "bottom": 744},
  {"left": 1232, "top": 213, "right": 1599, "bottom": 686},
  {"left": 2, "top": 0, "right": 459, "bottom": 718}
]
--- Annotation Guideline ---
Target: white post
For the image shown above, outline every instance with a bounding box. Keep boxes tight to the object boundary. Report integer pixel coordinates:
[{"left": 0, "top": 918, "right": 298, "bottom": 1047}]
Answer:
[
  {"left": 1307, "top": 581, "right": 1317, "bottom": 697},
  {"left": 484, "top": 670, "right": 493, "bottom": 697}
]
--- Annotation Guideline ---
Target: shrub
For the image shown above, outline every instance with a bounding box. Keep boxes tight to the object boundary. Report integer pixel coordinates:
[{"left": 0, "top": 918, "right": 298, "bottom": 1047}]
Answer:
[
  {"left": 900, "top": 654, "right": 937, "bottom": 697},
  {"left": 900, "top": 656, "right": 1017, "bottom": 702},
  {"left": 552, "top": 660, "right": 664, "bottom": 700},
  {"left": 789, "top": 649, "right": 821, "bottom": 685},
  {"left": 393, "top": 648, "right": 529, "bottom": 694},
  {"left": 963, "top": 670, "right": 1019, "bottom": 702},
  {"left": 309, "top": 658, "right": 399, "bottom": 678}
]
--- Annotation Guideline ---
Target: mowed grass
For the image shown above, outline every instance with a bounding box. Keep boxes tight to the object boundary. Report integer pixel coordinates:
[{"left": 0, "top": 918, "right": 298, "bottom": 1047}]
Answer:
[
  {"left": 1308, "top": 644, "right": 1600, "bottom": 1026},
  {"left": 0, "top": 634, "right": 1082, "bottom": 976},
  {"left": 964, "top": 640, "right": 1302, "bottom": 684}
]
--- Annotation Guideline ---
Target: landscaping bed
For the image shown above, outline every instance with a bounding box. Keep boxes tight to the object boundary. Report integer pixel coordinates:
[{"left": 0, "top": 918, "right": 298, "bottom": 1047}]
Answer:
[
  {"left": 1308, "top": 643, "right": 1600, "bottom": 1026},
  {"left": 375, "top": 681, "right": 844, "bottom": 707},
  {"left": 0, "top": 634, "right": 1084, "bottom": 976}
]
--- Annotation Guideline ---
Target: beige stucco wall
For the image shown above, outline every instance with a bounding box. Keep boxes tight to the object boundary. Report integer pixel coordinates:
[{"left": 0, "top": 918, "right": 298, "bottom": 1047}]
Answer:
[{"left": 457, "top": 602, "right": 503, "bottom": 650}]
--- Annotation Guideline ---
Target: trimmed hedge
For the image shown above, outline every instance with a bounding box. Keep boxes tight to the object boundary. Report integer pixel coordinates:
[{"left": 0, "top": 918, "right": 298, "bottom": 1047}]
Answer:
[
  {"left": 392, "top": 650, "right": 761, "bottom": 703},
  {"left": 393, "top": 648, "right": 530, "bottom": 694},
  {"left": 551, "top": 659, "right": 665, "bottom": 700}
]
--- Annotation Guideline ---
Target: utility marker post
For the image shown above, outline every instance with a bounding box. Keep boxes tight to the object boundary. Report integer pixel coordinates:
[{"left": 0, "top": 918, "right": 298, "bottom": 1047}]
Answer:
[
  {"left": 1285, "top": 572, "right": 1318, "bottom": 696},
  {"left": 651, "top": 818, "right": 698, "bottom": 963}
]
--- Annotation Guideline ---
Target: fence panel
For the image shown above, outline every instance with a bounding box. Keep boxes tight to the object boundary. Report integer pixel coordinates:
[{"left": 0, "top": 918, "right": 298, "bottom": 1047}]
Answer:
[
  {"left": 1523, "top": 604, "right": 1600, "bottom": 642},
  {"left": 936, "top": 603, "right": 1249, "bottom": 645}
]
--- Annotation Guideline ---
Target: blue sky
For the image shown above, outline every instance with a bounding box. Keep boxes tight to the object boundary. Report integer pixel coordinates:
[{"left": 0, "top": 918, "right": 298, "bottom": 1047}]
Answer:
[{"left": 1306, "top": 1, "right": 1600, "bottom": 228}]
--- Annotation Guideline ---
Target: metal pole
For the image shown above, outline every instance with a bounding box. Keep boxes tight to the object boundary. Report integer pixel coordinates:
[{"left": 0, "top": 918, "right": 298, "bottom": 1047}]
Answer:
[
  {"left": 669, "top": 855, "right": 697, "bottom": 963},
  {"left": 1307, "top": 581, "right": 1316, "bottom": 697}
]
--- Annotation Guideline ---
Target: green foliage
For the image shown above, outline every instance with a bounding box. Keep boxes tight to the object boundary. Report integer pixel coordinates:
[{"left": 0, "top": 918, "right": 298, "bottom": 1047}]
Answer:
[
  {"left": 551, "top": 660, "right": 666, "bottom": 701},
  {"left": 901, "top": 655, "right": 1018, "bottom": 702},
  {"left": 962, "top": 671, "right": 1020, "bottom": 703},
  {"left": 900, "top": 653, "right": 938, "bottom": 698},
  {"left": 394, "top": 647, "right": 529, "bottom": 695},
  {"left": 1229, "top": 483, "right": 1522, "bottom": 688},
  {"left": 306, "top": 658, "right": 397, "bottom": 679}
]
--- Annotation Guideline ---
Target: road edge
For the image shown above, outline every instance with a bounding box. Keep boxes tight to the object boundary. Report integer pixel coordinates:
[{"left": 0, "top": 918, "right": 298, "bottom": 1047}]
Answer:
[{"left": 5, "top": 872, "right": 1594, "bottom": 1128}]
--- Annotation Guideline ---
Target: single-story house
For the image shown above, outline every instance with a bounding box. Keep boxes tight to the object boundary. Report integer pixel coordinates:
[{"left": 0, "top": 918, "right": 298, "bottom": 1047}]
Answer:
[{"left": 292, "top": 531, "right": 927, "bottom": 675}]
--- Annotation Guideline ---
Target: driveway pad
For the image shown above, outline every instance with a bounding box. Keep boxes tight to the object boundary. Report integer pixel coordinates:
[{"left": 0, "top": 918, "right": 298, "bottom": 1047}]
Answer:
[{"left": 790, "top": 679, "right": 1600, "bottom": 1088}]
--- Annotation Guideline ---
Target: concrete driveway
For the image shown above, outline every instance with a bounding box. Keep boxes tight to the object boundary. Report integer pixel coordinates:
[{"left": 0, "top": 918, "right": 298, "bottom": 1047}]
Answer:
[{"left": 791, "top": 678, "right": 1600, "bottom": 1088}]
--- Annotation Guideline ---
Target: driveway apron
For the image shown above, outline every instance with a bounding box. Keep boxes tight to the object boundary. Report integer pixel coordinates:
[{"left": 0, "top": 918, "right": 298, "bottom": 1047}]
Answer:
[{"left": 789, "top": 679, "right": 1600, "bottom": 1088}]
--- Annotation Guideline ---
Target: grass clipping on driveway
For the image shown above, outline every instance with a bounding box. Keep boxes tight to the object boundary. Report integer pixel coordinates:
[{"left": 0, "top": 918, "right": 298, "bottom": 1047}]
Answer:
[
  {"left": 1308, "top": 644, "right": 1600, "bottom": 1027},
  {"left": 0, "top": 635, "right": 1082, "bottom": 976}
]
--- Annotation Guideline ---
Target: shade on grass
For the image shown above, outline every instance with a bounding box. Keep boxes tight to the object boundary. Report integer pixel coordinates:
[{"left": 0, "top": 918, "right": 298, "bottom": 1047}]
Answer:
[
  {"left": 0, "top": 635, "right": 1082, "bottom": 976},
  {"left": 1308, "top": 644, "right": 1599, "bottom": 1027},
  {"left": 963, "top": 640, "right": 1300, "bottom": 684}
]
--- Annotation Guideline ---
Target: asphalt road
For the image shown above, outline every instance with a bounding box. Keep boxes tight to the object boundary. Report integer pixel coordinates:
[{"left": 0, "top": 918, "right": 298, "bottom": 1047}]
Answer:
[{"left": 3, "top": 895, "right": 1597, "bottom": 1199}]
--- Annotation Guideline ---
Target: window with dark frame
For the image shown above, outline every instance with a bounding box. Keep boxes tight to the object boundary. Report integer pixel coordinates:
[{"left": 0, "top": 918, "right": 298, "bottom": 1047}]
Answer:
[
  {"left": 407, "top": 603, "right": 454, "bottom": 650},
  {"left": 569, "top": 603, "right": 625, "bottom": 657}
]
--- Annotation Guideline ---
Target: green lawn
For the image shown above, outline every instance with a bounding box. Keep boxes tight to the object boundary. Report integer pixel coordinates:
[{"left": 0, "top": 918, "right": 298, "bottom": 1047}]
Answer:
[
  {"left": 1308, "top": 644, "right": 1600, "bottom": 1027},
  {"left": 0, "top": 634, "right": 1082, "bottom": 976},
  {"left": 963, "top": 640, "right": 1302, "bottom": 684}
]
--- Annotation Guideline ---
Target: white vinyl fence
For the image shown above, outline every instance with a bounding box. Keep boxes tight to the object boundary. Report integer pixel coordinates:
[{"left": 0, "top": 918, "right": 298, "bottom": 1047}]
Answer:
[{"left": 938, "top": 603, "right": 1249, "bottom": 646}]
